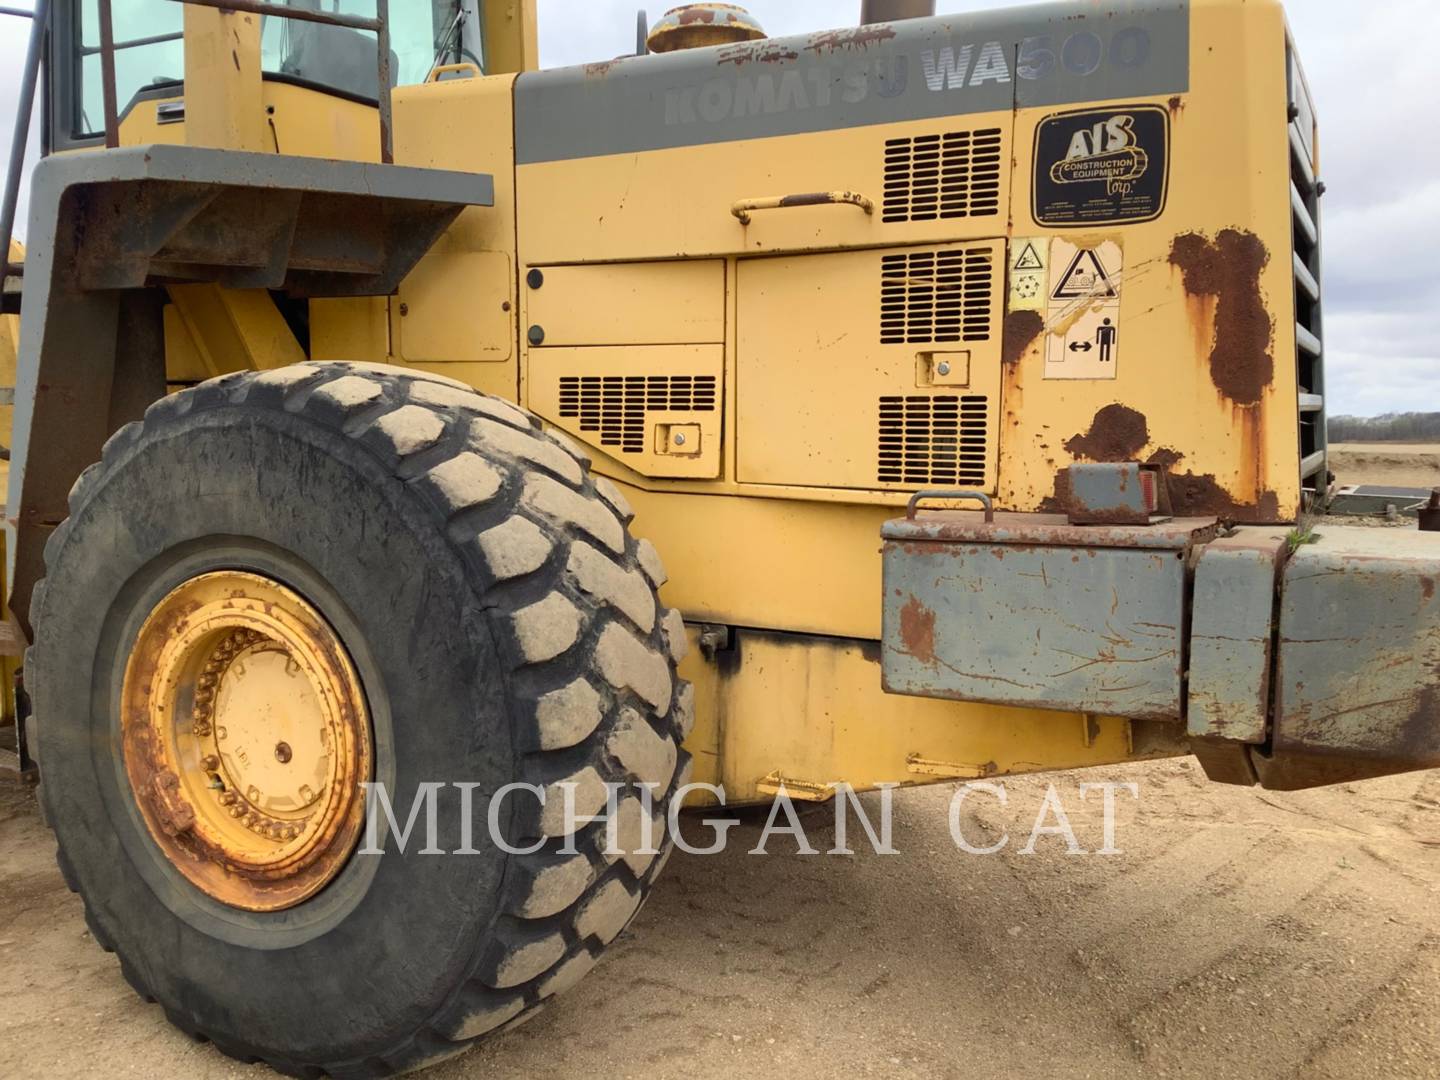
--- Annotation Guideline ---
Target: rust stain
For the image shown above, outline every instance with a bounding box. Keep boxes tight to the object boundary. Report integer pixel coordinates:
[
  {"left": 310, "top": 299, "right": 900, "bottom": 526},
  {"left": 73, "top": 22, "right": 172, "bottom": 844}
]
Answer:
[
  {"left": 1169, "top": 229, "right": 1274, "bottom": 406},
  {"left": 1167, "top": 94, "right": 1185, "bottom": 117},
  {"left": 677, "top": 6, "right": 718, "bottom": 24},
  {"left": 1165, "top": 471, "right": 1282, "bottom": 522},
  {"left": 1422, "top": 576, "right": 1435, "bottom": 602},
  {"left": 716, "top": 42, "right": 799, "bottom": 66},
  {"left": 584, "top": 59, "right": 619, "bottom": 77},
  {"left": 1146, "top": 447, "right": 1184, "bottom": 472},
  {"left": 806, "top": 25, "right": 897, "bottom": 54},
  {"left": 898, "top": 596, "right": 937, "bottom": 665},
  {"left": 1064, "top": 404, "right": 1150, "bottom": 462},
  {"left": 1037, "top": 468, "right": 1073, "bottom": 515},
  {"left": 1002, "top": 310, "right": 1044, "bottom": 367}
]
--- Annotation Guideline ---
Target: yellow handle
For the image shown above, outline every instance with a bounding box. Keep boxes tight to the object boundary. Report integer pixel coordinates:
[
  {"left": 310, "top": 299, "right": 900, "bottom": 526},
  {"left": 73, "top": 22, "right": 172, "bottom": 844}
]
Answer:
[
  {"left": 426, "top": 62, "right": 482, "bottom": 83},
  {"left": 731, "top": 191, "right": 875, "bottom": 225}
]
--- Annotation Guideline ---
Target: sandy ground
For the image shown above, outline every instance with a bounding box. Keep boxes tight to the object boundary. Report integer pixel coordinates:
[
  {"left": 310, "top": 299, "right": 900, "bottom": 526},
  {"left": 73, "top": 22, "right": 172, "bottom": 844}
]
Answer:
[
  {"left": 1328, "top": 443, "right": 1440, "bottom": 491},
  {"left": 3, "top": 760, "right": 1440, "bottom": 1080}
]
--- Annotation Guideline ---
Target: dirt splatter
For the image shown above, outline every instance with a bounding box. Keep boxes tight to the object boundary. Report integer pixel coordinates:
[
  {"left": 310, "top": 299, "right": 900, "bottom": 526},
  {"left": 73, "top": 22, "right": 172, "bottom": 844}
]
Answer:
[
  {"left": 1002, "top": 310, "right": 1045, "bottom": 367},
  {"left": 1169, "top": 230, "right": 1274, "bottom": 406},
  {"left": 898, "top": 596, "right": 936, "bottom": 664},
  {"left": 1064, "top": 404, "right": 1150, "bottom": 462}
]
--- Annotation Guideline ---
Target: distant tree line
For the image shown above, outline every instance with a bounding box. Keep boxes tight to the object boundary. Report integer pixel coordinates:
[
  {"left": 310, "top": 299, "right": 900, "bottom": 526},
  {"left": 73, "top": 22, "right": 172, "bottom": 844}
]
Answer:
[{"left": 1328, "top": 412, "right": 1440, "bottom": 442}]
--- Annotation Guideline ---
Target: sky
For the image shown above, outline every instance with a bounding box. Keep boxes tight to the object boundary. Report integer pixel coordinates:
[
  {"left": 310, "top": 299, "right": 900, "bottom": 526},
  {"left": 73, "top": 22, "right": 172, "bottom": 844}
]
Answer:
[{"left": 1, "top": 0, "right": 1435, "bottom": 417}]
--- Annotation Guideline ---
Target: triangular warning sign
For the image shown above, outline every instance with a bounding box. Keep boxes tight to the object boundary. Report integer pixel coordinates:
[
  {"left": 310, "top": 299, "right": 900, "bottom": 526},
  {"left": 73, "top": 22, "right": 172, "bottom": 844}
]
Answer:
[
  {"left": 1013, "top": 243, "right": 1044, "bottom": 272},
  {"left": 1052, "top": 248, "right": 1117, "bottom": 300}
]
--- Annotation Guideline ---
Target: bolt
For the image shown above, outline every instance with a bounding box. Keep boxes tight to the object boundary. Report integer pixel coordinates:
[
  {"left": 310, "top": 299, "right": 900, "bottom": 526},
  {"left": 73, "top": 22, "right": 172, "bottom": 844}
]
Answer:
[
  {"left": 275, "top": 742, "right": 293, "bottom": 764},
  {"left": 674, "top": 432, "right": 687, "bottom": 447},
  {"left": 202, "top": 754, "right": 220, "bottom": 771},
  {"left": 937, "top": 361, "right": 952, "bottom": 376}
]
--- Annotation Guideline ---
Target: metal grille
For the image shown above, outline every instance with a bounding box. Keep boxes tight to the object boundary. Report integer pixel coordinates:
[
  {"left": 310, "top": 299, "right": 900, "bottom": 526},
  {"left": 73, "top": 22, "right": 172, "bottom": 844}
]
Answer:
[
  {"left": 558, "top": 375, "right": 717, "bottom": 454},
  {"left": 1289, "top": 46, "right": 1326, "bottom": 497},
  {"left": 877, "top": 395, "right": 989, "bottom": 486},
  {"left": 880, "top": 248, "right": 994, "bottom": 345},
  {"left": 882, "top": 129, "right": 1003, "bottom": 223}
]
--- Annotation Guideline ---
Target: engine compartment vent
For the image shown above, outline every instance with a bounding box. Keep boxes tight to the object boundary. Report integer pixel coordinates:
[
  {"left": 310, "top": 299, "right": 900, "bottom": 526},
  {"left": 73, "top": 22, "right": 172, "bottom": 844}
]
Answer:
[
  {"left": 877, "top": 394, "right": 989, "bottom": 486},
  {"left": 558, "top": 374, "right": 718, "bottom": 454},
  {"left": 883, "top": 128, "right": 1003, "bottom": 223},
  {"left": 880, "top": 247, "right": 995, "bottom": 345}
]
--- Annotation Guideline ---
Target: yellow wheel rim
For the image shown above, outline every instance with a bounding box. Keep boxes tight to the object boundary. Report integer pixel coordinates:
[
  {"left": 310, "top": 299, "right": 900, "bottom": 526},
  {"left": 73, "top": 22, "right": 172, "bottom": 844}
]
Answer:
[{"left": 121, "top": 572, "right": 372, "bottom": 912}]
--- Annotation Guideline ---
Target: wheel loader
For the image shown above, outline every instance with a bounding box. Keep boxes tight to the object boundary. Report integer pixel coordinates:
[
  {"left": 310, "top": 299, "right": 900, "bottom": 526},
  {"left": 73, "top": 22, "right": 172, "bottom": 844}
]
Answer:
[{"left": 0, "top": 0, "right": 1436, "bottom": 1074}]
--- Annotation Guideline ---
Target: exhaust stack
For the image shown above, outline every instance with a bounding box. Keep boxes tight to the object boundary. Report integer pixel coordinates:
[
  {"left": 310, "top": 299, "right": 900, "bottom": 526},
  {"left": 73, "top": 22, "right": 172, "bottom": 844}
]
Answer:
[{"left": 859, "top": 0, "right": 936, "bottom": 23}]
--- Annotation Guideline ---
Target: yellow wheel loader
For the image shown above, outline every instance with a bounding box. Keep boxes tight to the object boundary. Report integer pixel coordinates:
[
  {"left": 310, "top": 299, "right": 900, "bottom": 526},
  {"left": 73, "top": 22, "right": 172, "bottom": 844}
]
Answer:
[{"left": 1, "top": 0, "right": 1436, "bottom": 1074}]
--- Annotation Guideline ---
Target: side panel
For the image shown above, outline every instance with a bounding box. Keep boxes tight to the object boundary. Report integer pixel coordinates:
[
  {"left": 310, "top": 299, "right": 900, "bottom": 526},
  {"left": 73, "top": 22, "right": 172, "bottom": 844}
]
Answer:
[
  {"left": 737, "top": 240, "right": 1004, "bottom": 491},
  {"left": 1000, "top": 0, "right": 1299, "bottom": 522}
]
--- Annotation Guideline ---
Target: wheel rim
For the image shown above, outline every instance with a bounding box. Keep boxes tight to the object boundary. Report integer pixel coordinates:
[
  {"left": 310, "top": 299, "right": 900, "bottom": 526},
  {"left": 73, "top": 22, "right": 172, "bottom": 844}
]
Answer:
[{"left": 120, "top": 571, "right": 372, "bottom": 912}]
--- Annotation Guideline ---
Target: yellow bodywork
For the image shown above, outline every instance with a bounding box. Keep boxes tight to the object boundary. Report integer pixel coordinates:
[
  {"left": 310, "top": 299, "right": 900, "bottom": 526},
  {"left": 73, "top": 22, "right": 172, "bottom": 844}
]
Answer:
[{"left": 124, "top": 0, "right": 1311, "bottom": 801}]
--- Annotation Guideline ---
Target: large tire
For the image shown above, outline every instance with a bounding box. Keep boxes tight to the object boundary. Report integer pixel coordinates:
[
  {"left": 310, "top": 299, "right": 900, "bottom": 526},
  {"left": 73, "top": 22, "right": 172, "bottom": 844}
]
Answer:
[{"left": 30, "top": 362, "right": 693, "bottom": 1076}]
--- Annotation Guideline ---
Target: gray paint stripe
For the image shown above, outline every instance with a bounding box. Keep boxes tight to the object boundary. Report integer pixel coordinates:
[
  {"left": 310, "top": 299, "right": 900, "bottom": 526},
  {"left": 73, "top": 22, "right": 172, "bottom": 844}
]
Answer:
[{"left": 516, "top": 1, "right": 1189, "bottom": 165}]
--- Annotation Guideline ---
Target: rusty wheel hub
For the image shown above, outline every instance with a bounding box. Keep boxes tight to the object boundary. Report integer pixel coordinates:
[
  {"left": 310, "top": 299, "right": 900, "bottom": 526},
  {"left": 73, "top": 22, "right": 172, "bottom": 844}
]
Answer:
[{"left": 121, "top": 572, "right": 371, "bottom": 911}]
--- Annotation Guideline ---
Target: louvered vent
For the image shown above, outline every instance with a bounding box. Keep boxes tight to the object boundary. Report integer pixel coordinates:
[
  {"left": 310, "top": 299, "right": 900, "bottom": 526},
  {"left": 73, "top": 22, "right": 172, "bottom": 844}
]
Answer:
[
  {"left": 877, "top": 395, "right": 989, "bottom": 486},
  {"left": 883, "top": 129, "right": 1003, "bottom": 223},
  {"left": 558, "top": 375, "right": 717, "bottom": 454},
  {"left": 880, "top": 248, "right": 994, "bottom": 345}
]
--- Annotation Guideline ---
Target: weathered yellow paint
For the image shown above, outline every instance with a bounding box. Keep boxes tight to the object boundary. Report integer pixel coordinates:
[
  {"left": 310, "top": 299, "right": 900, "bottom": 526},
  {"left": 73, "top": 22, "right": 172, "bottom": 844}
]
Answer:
[
  {"left": 393, "top": 253, "right": 514, "bottom": 365},
  {"left": 166, "top": 286, "right": 306, "bottom": 376},
  {"left": 130, "top": 0, "right": 1310, "bottom": 795},
  {"left": 182, "top": 7, "right": 268, "bottom": 153},
  {"left": 677, "top": 626, "right": 1167, "bottom": 805},
  {"left": 0, "top": 242, "right": 17, "bottom": 454},
  {"left": 482, "top": 0, "right": 540, "bottom": 75},
  {"left": 118, "top": 81, "right": 381, "bottom": 161},
  {"left": 524, "top": 261, "right": 726, "bottom": 347},
  {"left": 735, "top": 241, "right": 1004, "bottom": 491},
  {"left": 530, "top": 346, "right": 723, "bottom": 479}
]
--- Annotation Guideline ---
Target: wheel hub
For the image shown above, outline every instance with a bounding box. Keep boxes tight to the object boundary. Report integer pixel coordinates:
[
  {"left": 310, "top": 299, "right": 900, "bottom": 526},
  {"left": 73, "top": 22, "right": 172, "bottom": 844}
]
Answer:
[{"left": 121, "top": 572, "right": 372, "bottom": 911}]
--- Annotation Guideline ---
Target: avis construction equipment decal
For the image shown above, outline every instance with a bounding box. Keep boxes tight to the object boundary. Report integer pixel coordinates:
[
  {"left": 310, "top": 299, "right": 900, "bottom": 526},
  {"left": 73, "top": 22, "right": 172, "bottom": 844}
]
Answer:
[
  {"left": 1033, "top": 105, "right": 1169, "bottom": 226},
  {"left": 1045, "top": 238, "right": 1122, "bottom": 380}
]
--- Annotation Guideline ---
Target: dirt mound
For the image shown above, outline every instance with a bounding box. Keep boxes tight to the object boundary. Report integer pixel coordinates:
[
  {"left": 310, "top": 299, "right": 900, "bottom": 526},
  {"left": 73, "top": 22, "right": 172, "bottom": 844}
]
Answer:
[{"left": 1329, "top": 442, "right": 1440, "bottom": 490}]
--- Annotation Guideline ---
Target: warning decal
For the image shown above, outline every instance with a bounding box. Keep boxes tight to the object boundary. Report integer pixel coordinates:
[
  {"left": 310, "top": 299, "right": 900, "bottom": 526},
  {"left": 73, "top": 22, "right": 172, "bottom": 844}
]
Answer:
[
  {"left": 1008, "top": 238, "right": 1049, "bottom": 312},
  {"left": 1051, "top": 248, "right": 1117, "bottom": 300},
  {"left": 1014, "top": 243, "right": 1044, "bottom": 271},
  {"left": 1033, "top": 105, "right": 1169, "bottom": 227},
  {"left": 1045, "top": 238, "right": 1122, "bottom": 381}
]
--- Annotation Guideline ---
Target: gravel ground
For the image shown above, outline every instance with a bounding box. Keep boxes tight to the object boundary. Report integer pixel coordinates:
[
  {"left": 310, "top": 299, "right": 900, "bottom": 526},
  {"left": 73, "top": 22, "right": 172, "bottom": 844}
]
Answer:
[{"left": 3, "top": 758, "right": 1439, "bottom": 1079}]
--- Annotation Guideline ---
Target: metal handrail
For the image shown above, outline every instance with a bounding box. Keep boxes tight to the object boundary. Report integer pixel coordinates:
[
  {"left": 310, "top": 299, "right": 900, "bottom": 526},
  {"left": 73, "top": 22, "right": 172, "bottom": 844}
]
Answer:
[{"left": 0, "top": 0, "right": 48, "bottom": 291}]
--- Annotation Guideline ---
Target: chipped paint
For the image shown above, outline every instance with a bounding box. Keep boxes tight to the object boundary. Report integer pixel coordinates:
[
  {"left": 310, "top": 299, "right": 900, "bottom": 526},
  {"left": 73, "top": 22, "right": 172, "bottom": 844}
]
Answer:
[{"left": 805, "top": 24, "right": 898, "bottom": 54}]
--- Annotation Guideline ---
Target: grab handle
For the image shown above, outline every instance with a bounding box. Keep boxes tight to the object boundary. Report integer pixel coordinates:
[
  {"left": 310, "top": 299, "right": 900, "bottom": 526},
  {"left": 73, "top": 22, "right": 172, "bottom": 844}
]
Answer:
[
  {"left": 905, "top": 491, "right": 995, "bottom": 523},
  {"left": 731, "top": 190, "right": 875, "bottom": 225}
]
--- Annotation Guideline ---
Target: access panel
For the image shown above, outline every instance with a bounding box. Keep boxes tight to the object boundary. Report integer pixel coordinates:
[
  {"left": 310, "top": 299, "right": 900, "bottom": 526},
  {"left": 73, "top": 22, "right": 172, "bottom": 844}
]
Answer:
[{"left": 737, "top": 240, "right": 1005, "bottom": 492}]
